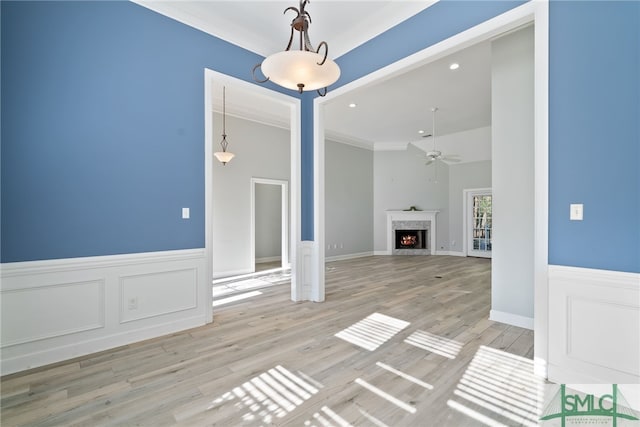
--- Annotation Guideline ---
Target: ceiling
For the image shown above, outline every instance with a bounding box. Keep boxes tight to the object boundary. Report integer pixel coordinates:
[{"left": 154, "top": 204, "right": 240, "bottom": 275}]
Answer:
[{"left": 135, "top": 0, "right": 494, "bottom": 161}]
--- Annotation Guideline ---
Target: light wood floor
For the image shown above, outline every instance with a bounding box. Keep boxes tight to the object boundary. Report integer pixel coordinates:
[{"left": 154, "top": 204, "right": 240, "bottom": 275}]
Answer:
[
  {"left": 1, "top": 256, "right": 540, "bottom": 426},
  {"left": 255, "top": 261, "right": 282, "bottom": 273}
]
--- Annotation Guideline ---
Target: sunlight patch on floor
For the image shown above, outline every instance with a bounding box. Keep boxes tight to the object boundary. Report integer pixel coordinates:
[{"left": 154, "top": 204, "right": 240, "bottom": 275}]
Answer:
[
  {"left": 404, "top": 330, "right": 463, "bottom": 359},
  {"left": 304, "top": 406, "right": 352, "bottom": 427},
  {"left": 212, "top": 290, "right": 263, "bottom": 307},
  {"left": 375, "top": 362, "right": 433, "bottom": 390},
  {"left": 213, "top": 278, "right": 272, "bottom": 298},
  {"left": 354, "top": 378, "right": 417, "bottom": 414},
  {"left": 447, "top": 345, "right": 543, "bottom": 427},
  {"left": 358, "top": 408, "right": 390, "bottom": 427},
  {"left": 334, "top": 313, "right": 410, "bottom": 351},
  {"left": 207, "top": 365, "right": 321, "bottom": 424}
]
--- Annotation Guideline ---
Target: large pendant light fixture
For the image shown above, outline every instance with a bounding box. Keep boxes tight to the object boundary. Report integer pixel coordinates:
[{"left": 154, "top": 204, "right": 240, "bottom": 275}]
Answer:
[
  {"left": 252, "top": 0, "right": 340, "bottom": 96},
  {"left": 214, "top": 86, "right": 235, "bottom": 166}
]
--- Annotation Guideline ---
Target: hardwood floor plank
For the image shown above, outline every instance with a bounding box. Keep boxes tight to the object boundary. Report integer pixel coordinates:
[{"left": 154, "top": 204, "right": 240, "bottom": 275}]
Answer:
[{"left": 1, "top": 256, "right": 538, "bottom": 426}]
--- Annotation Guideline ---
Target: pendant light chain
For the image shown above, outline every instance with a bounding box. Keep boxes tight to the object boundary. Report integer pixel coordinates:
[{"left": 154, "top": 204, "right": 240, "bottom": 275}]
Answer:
[{"left": 221, "top": 86, "right": 228, "bottom": 151}]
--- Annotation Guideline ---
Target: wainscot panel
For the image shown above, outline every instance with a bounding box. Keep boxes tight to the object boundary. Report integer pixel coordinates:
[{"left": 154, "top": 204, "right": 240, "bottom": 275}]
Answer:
[
  {"left": 548, "top": 265, "right": 640, "bottom": 384},
  {"left": 0, "top": 249, "right": 207, "bottom": 375}
]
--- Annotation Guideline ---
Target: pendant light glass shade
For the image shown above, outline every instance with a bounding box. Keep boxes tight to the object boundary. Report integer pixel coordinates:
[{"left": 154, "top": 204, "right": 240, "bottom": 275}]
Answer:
[
  {"left": 214, "top": 150, "right": 234, "bottom": 165},
  {"left": 261, "top": 50, "right": 340, "bottom": 92}
]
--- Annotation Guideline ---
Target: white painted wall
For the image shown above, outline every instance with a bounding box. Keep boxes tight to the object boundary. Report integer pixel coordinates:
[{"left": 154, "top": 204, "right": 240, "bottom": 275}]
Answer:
[
  {"left": 212, "top": 114, "right": 290, "bottom": 277},
  {"left": 448, "top": 160, "right": 492, "bottom": 254},
  {"left": 373, "top": 149, "right": 449, "bottom": 253},
  {"left": 490, "top": 26, "right": 535, "bottom": 323},
  {"left": 255, "top": 183, "right": 282, "bottom": 261},
  {"left": 325, "top": 140, "right": 374, "bottom": 258}
]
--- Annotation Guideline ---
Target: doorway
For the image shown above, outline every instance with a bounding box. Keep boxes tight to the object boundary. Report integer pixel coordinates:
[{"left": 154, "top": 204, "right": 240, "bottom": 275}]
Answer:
[
  {"left": 251, "top": 178, "right": 289, "bottom": 272},
  {"left": 204, "top": 69, "right": 301, "bottom": 321},
  {"left": 313, "top": 2, "right": 548, "bottom": 375},
  {"left": 464, "top": 188, "right": 492, "bottom": 258}
]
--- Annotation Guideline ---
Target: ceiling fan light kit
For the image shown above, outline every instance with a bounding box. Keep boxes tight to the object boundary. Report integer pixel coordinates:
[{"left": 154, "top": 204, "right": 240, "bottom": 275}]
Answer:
[
  {"left": 252, "top": 0, "right": 341, "bottom": 96},
  {"left": 424, "top": 107, "right": 461, "bottom": 166}
]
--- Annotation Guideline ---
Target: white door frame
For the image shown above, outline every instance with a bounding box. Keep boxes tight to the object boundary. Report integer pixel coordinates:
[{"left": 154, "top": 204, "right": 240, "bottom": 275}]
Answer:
[
  {"left": 314, "top": 2, "right": 548, "bottom": 376},
  {"left": 250, "top": 178, "right": 290, "bottom": 271},
  {"left": 463, "top": 188, "right": 492, "bottom": 258},
  {"left": 204, "top": 69, "right": 302, "bottom": 322}
]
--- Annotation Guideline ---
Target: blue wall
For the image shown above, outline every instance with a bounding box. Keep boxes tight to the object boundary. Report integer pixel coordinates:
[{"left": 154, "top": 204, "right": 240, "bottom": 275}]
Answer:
[
  {"left": 0, "top": 1, "right": 287, "bottom": 261},
  {"left": 3, "top": 1, "right": 639, "bottom": 273},
  {"left": 548, "top": 1, "right": 639, "bottom": 273}
]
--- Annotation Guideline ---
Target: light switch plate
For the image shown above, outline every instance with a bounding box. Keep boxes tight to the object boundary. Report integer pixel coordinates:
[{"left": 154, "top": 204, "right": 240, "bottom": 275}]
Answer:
[
  {"left": 570, "top": 204, "right": 583, "bottom": 221},
  {"left": 182, "top": 207, "right": 190, "bottom": 219}
]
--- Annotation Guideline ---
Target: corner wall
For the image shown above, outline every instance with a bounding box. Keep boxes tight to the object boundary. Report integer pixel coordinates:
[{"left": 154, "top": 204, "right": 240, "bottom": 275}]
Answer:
[
  {"left": 325, "top": 141, "right": 374, "bottom": 259},
  {"left": 490, "top": 26, "right": 535, "bottom": 326},
  {"left": 373, "top": 150, "right": 449, "bottom": 253}
]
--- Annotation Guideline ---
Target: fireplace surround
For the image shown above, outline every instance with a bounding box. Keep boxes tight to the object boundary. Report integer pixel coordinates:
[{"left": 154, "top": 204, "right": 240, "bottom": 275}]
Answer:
[{"left": 386, "top": 210, "right": 439, "bottom": 255}]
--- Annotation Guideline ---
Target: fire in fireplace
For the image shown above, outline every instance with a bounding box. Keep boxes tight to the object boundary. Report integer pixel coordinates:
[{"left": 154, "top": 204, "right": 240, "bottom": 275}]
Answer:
[{"left": 395, "top": 229, "right": 427, "bottom": 249}]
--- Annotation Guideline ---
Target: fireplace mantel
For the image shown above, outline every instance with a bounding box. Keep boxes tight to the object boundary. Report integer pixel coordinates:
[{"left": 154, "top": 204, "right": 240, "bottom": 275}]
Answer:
[{"left": 386, "top": 210, "right": 439, "bottom": 255}]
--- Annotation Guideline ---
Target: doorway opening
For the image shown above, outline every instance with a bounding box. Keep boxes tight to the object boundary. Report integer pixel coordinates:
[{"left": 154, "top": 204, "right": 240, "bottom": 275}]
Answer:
[
  {"left": 204, "top": 69, "right": 301, "bottom": 320},
  {"left": 251, "top": 178, "right": 289, "bottom": 272}
]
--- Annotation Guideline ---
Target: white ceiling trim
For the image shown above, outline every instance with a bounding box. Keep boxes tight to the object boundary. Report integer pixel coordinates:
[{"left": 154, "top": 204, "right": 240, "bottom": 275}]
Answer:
[{"left": 132, "top": 1, "right": 438, "bottom": 58}]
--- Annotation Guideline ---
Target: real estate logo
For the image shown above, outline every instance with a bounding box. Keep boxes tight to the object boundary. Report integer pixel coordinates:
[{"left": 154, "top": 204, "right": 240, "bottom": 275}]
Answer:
[{"left": 540, "top": 384, "right": 639, "bottom": 427}]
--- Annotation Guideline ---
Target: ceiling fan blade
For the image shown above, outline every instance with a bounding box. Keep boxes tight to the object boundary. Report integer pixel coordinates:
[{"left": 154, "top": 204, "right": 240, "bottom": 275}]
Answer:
[
  {"left": 425, "top": 159, "right": 435, "bottom": 166},
  {"left": 442, "top": 156, "right": 462, "bottom": 163}
]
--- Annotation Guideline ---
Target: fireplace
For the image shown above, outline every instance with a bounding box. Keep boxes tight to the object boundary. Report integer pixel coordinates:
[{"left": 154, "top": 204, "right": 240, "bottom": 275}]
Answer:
[
  {"left": 386, "top": 210, "right": 439, "bottom": 255},
  {"left": 395, "top": 229, "right": 427, "bottom": 249}
]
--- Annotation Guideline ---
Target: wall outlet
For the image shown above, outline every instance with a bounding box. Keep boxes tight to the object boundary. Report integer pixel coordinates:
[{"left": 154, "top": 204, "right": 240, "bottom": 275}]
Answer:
[
  {"left": 339, "top": 243, "right": 344, "bottom": 249},
  {"left": 452, "top": 240, "right": 456, "bottom": 247},
  {"left": 127, "top": 297, "right": 138, "bottom": 310}
]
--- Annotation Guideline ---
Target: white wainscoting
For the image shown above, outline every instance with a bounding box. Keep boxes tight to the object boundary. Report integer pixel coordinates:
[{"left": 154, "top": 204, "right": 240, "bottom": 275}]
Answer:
[
  {"left": 0, "top": 249, "right": 208, "bottom": 375},
  {"left": 548, "top": 265, "right": 640, "bottom": 385},
  {"left": 293, "top": 241, "right": 315, "bottom": 302}
]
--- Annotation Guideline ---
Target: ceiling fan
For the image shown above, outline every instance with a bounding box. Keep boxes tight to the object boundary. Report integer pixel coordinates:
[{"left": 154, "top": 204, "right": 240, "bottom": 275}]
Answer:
[{"left": 423, "top": 107, "right": 461, "bottom": 166}]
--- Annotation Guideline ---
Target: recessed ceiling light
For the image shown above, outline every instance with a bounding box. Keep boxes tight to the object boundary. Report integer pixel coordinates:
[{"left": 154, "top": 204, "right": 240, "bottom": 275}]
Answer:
[
  {"left": 418, "top": 130, "right": 425, "bottom": 134},
  {"left": 348, "top": 103, "right": 357, "bottom": 108},
  {"left": 449, "top": 63, "right": 460, "bottom": 70}
]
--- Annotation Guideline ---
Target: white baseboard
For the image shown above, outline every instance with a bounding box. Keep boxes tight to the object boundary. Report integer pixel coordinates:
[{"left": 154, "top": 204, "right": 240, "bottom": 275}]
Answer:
[
  {"left": 435, "top": 250, "right": 466, "bottom": 257},
  {"left": 1, "top": 249, "right": 208, "bottom": 375},
  {"left": 490, "top": 309, "right": 534, "bottom": 330},
  {"left": 548, "top": 265, "right": 640, "bottom": 385},
  {"left": 372, "top": 250, "right": 465, "bottom": 257},
  {"left": 325, "top": 252, "right": 374, "bottom": 262},
  {"left": 212, "top": 268, "right": 254, "bottom": 279},
  {"left": 255, "top": 256, "right": 282, "bottom": 264}
]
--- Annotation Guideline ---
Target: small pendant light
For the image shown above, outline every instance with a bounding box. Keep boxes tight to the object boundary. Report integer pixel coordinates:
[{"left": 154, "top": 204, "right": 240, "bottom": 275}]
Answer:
[{"left": 214, "top": 86, "right": 235, "bottom": 165}]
